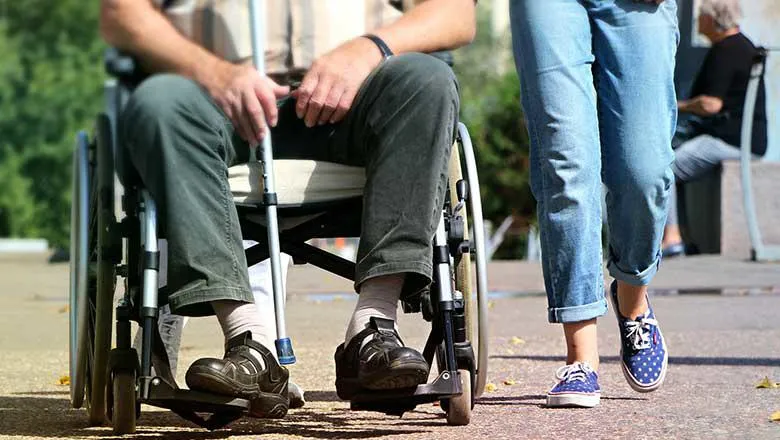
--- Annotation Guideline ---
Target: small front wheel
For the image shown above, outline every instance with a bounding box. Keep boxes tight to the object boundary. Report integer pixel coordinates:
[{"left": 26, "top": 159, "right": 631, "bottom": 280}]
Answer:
[
  {"left": 445, "top": 369, "right": 472, "bottom": 426},
  {"left": 109, "top": 371, "right": 137, "bottom": 435}
]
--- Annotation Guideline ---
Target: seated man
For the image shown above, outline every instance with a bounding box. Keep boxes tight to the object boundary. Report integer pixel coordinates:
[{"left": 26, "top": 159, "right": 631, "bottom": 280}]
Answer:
[
  {"left": 662, "top": 0, "right": 767, "bottom": 256},
  {"left": 100, "top": 0, "right": 476, "bottom": 418}
]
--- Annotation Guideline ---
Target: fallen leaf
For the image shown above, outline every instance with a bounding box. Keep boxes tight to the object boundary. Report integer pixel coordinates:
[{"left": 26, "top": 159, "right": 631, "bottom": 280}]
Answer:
[
  {"left": 58, "top": 305, "right": 69, "bottom": 314},
  {"left": 756, "top": 377, "right": 779, "bottom": 389},
  {"left": 488, "top": 301, "right": 495, "bottom": 310},
  {"left": 485, "top": 383, "right": 497, "bottom": 393},
  {"left": 506, "top": 349, "right": 515, "bottom": 355},
  {"left": 510, "top": 336, "right": 526, "bottom": 346},
  {"left": 58, "top": 375, "right": 70, "bottom": 386},
  {"left": 770, "top": 411, "right": 780, "bottom": 422},
  {"left": 503, "top": 379, "right": 516, "bottom": 386}
]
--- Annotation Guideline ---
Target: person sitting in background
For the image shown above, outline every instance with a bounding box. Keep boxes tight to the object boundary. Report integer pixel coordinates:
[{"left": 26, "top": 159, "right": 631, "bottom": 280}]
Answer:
[{"left": 662, "top": 0, "right": 767, "bottom": 257}]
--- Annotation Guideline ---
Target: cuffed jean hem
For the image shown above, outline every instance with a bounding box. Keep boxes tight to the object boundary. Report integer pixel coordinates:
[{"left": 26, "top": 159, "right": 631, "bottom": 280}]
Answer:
[
  {"left": 606, "top": 251, "right": 662, "bottom": 287},
  {"left": 548, "top": 297, "right": 608, "bottom": 324},
  {"left": 355, "top": 261, "right": 433, "bottom": 296},
  {"left": 168, "top": 286, "right": 254, "bottom": 317}
]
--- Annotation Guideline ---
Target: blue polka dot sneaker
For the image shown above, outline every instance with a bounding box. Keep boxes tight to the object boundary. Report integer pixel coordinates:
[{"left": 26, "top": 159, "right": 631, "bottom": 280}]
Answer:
[
  {"left": 546, "top": 362, "right": 601, "bottom": 408},
  {"left": 609, "top": 281, "right": 668, "bottom": 393}
]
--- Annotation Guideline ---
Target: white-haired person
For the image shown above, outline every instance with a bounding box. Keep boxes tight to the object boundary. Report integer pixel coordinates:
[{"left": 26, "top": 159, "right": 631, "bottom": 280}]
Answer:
[{"left": 662, "top": 0, "right": 767, "bottom": 257}]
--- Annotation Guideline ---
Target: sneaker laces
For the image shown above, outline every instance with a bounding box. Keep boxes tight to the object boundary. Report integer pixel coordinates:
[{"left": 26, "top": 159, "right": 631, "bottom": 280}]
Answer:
[
  {"left": 623, "top": 315, "right": 658, "bottom": 351},
  {"left": 555, "top": 362, "right": 594, "bottom": 383}
]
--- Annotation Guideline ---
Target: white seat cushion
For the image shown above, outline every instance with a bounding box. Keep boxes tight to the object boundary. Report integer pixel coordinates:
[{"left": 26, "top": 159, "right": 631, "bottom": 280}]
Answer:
[{"left": 229, "top": 160, "right": 366, "bottom": 207}]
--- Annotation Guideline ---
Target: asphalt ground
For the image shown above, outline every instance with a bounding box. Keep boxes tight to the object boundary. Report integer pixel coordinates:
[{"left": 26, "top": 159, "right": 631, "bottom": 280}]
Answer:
[{"left": 1, "top": 254, "right": 779, "bottom": 439}]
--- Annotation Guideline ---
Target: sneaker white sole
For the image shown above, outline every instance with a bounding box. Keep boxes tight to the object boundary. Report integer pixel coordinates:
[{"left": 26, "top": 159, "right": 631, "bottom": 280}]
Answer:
[
  {"left": 609, "top": 288, "right": 669, "bottom": 393},
  {"left": 620, "top": 349, "right": 668, "bottom": 393},
  {"left": 546, "top": 393, "right": 600, "bottom": 408}
]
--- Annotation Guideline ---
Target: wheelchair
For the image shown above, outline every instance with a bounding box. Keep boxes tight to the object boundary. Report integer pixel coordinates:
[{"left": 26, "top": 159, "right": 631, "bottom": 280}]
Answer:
[{"left": 68, "top": 48, "right": 490, "bottom": 434}]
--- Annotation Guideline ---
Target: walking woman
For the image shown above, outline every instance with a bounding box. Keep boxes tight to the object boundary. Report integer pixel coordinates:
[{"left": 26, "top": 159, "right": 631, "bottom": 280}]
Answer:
[{"left": 510, "top": 0, "right": 678, "bottom": 407}]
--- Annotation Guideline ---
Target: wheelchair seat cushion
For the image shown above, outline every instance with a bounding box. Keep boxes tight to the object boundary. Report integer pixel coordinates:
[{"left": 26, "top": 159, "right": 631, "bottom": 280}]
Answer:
[{"left": 229, "top": 160, "right": 366, "bottom": 207}]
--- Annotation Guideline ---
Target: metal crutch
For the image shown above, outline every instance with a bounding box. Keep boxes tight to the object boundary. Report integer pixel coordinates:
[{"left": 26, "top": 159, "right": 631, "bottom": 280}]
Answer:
[{"left": 249, "top": 0, "right": 296, "bottom": 364}]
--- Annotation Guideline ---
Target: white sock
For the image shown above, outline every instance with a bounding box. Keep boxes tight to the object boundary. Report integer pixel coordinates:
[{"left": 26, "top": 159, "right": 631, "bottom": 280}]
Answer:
[
  {"left": 212, "top": 300, "right": 276, "bottom": 368},
  {"left": 344, "top": 274, "right": 405, "bottom": 346}
]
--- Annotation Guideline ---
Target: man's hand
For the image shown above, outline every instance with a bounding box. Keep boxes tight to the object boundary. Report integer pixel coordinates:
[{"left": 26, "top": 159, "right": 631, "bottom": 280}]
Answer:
[
  {"left": 204, "top": 63, "right": 290, "bottom": 144},
  {"left": 293, "top": 37, "right": 384, "bottom": 127},
  {"left": 678, "top": 95, "right": 723, "bottom": 116}
]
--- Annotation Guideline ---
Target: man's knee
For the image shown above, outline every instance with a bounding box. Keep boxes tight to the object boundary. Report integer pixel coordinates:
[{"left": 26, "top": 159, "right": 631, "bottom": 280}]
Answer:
[
  {"left": 381, "top": 53, "right": 459, "bottom": 106},
  {"left": 121, "top": 74, "right": 207, "bottom": 142}
]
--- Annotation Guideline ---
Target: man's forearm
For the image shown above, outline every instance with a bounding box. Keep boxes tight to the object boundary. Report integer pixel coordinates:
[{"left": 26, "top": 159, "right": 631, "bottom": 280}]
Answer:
[
  {"left": 100, "top": 0, "right": 228, "bottom": 90},
  {"left": 372, "top": 0, "right": 476, "bottom": 55}
]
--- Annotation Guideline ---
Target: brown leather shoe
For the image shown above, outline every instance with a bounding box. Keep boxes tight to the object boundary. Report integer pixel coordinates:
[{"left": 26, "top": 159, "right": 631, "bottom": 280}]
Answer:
[
  {"left": 335, "top": 317, "right": 429, "bottom": 400},
  {"left": 185, "top": 331, "right": 289, "bottom": 418}
]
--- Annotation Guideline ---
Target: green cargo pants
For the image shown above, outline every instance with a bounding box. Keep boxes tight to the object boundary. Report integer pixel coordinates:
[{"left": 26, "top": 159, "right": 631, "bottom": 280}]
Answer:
[{"left": 121, "top": 53, "right": 459, "bottom": 317}]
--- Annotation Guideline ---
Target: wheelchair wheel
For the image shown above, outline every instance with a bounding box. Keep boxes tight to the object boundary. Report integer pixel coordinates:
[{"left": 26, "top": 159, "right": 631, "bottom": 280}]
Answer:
[
  {"left": 69, "top": 117, "right": 118, "bottom": 425},
  {"left": 69, "top": 132, "right": 92, "bottom": 409},
  {"left": 107, "top": 370, "right": 137, "bottom": 435},
  {"left": 90, "top": 114, "right": 119, "bottom": 425},
  {"left": 446, "top": 369, "right": 472, "bottom": 426},
  {"left": 451, "top": 123, "right": 490, "bottom": 398}
]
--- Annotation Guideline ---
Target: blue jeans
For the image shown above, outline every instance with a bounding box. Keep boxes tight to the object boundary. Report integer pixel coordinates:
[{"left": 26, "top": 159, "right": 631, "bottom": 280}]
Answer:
[{"left": 510, "top": 0, "right": 679, "bottom": 323}]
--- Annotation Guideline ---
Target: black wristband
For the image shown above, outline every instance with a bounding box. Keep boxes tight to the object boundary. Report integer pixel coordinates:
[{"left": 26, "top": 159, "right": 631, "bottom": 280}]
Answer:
[{"left": 362, "top": 34, "right": 394, "bottom": 60}]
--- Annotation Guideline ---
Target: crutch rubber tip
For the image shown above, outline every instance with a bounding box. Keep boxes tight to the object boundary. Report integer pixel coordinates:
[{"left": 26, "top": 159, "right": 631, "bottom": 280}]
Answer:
[{"left": 275, "top": 338, "right": 296, "bottom": 365}]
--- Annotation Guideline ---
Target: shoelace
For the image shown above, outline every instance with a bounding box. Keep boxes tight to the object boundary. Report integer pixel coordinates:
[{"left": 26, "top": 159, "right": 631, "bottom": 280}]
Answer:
[
  {"left": 623, "top": 316, "right": 658, "bottom": 351},
  {"left": 555, "top": 362, "right": 594, "bottom": 383}
]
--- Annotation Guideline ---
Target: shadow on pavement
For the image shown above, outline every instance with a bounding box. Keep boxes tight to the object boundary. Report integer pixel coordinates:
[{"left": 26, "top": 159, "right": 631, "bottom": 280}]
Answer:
[
  {"left": 0, "top": 395, "right": 432, "bottom": 439},
  {"left": 476, "top": 394, "right": 545, "bottom": 407},
  {"left": 491, "top": 355, "right": 780, "bottom": 367},
  {"left": 303, "top": 390, "right": 340, "bottom": 402}
]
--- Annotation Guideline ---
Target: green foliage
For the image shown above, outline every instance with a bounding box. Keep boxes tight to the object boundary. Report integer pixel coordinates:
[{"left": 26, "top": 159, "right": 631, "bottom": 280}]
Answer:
[
  {"left": 0, "top": 150, "right": 36, "bottom": 237},
  {"left": 0, "top": 1, "right": 534, "bottom": 259},
  {"left": 0, "top": 1, "right": 105, "bottom": 246}
]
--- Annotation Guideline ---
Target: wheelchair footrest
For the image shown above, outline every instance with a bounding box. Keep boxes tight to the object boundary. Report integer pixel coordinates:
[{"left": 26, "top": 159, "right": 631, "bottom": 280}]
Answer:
[
  {"left": 349, "top": 370, "right": 462, "bottom": 416},
  {"left": 141, "top": 376, "right": 249, "bottom": 430}
]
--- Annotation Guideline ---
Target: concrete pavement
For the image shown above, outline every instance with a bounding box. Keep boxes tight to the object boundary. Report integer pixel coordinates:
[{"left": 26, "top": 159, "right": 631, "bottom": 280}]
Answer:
[{"left": 1, "top": 254, "right": 779, "bottom": 439}]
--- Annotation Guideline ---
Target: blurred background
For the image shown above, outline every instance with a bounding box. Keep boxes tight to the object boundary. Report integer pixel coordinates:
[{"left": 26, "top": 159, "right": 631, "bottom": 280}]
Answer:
[{"left": 0, "top": 0, "right": 777, "bottom": 260}]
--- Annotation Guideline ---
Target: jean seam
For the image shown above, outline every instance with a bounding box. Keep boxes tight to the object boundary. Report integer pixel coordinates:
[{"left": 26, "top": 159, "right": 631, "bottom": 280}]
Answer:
[{"left": 218, "top": 149, "right": 241, "bottom": 286}]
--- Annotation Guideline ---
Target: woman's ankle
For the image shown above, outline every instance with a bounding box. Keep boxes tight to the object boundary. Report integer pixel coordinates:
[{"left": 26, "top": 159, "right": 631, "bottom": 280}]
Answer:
[{"left": 562, "top": 319, "right": 599, "bottom": 371}]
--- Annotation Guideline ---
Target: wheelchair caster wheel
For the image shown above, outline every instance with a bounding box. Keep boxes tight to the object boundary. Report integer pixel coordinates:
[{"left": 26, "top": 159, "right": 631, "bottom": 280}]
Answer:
[
  {"left": 108, "top": 371, "right": 137, "bottom": 434},
  {"left": 443, "top": 369, "right": 472, "bottom": 426}
]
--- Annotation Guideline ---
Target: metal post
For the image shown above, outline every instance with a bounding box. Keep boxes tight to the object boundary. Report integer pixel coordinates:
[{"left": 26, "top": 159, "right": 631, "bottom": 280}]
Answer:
[
  {"left": 249, "top": 0, "right": 295, "bottom": 364},
  {"left": 739, "top": 50, "right": 780, "bottom": 262}
]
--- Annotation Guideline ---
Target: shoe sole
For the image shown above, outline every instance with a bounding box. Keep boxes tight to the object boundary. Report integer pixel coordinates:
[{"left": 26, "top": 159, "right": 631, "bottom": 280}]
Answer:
[
  {"left": 609, "top": 290, "right": 669, "bottom": 393},
  {"left": 360, "top": 358, "right": 430, "bottom": 391},
  {"left": 546, "top": 393, "right": 600, "bottom": 408},
  {"left": 620, "top": 356, "right": 668, "bottom": 393},
  {"left": 336, "top": 359, "right": 430, "bottom": 399},
  {"left": 186, "top": 368, "right": 289, "bottom": 418}
]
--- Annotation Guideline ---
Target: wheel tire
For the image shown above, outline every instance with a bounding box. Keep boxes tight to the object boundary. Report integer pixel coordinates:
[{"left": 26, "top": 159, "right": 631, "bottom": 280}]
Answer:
[
  {"left": 445, "top": 369, "right": 472, "bottom": 426},
  {"left": 88, "top": 116, "right": 118, "bottom": 426},
  {"left": 456, "top": 124, "right": 490, "bottom": 399},
  {"left": 111, "top": 371, "right": 137, "bottom": 435},
  {"left": 70, "top": 132, "right": 91, "bottom": 409}
]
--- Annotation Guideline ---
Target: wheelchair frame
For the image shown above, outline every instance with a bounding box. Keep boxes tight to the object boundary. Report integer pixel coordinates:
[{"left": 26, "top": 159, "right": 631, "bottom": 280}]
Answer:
[
  {"left": 69, "top": 102, "right": 490, "bottom": 432},
  {"left": 69, "top": 2, "right": 489, "bottom": 431}
]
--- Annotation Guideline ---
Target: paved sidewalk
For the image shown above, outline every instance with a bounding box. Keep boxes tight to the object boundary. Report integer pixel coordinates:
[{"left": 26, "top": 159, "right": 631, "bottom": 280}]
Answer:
[
  {"left": 285, "top": 254, "right": 780, "bottom": 296},
  {"left": 1, "top": 254, "right": 779, "bottom": 439}
]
